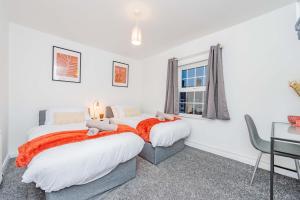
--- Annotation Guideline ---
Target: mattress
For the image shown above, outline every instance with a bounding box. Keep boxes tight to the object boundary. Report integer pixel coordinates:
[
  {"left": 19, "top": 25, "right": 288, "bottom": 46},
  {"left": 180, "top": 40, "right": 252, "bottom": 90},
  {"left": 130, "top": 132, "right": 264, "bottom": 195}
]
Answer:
[
  {"left": 22, "top": 123, "right": 144, "bottom": 192},
  {"left": 111, "top": 114, "right": 191, "bottom": 147}
]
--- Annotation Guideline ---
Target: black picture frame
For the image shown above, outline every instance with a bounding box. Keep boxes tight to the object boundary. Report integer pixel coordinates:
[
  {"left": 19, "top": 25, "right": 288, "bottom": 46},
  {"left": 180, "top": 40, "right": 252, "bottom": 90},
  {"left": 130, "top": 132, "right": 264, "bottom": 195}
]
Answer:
[
  {"left": 112, "top": 61, "right": 129, "bottom": 87},
  {"left": 52, "top": 46, "right": 82, "bottom": 83}
]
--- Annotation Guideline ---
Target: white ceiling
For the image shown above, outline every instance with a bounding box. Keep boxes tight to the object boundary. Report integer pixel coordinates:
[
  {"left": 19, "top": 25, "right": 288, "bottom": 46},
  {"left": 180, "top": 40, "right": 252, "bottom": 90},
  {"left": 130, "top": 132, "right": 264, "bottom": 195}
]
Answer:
[{"left": 8, "top": 0, "right": 295, "bottom": 59}]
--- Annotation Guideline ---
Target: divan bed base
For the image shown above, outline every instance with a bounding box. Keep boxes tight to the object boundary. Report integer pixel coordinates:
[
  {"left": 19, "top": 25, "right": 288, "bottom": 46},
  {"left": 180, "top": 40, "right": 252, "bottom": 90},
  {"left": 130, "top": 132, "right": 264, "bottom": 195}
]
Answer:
[
  {"left": 45, "top": 157, "right": 136, "bottom": 200},
  {"left": 139, "top": 139, "right": 185, "bottom": 165}
]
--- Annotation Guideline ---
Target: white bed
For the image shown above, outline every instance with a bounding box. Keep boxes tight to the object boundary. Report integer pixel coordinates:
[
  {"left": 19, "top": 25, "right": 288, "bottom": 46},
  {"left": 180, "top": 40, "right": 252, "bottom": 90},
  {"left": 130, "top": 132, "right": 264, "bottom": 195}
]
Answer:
[
  {"left": 110, "top": 114, "right": 191, "bottom": 147},
  {"left": 106, "top": 106, "right": 191, "bottom": 164},
  {"left": 22, "top": 122, "right": 145, "bottom": 194}
]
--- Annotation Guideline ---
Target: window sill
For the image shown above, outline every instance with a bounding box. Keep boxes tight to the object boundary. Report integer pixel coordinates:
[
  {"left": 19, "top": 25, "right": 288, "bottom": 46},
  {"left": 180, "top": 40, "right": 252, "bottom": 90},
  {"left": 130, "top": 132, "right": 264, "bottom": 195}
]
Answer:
[{"left": 179, "top": 114, "right": 204, "bottom": 120}]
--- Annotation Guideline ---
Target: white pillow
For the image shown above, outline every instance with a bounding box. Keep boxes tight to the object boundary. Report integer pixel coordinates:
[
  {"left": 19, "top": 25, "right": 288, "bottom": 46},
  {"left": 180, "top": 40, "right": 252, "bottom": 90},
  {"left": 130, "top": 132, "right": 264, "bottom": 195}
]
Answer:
[
  {"left": 45, "top": 107, "right": 90, "bottom": 125},
  {"left": 110, "top": 105, "right": 141, "bottom": 118},
  {"left": 110, "top": 105, "right": 125, "bottom": 118}
]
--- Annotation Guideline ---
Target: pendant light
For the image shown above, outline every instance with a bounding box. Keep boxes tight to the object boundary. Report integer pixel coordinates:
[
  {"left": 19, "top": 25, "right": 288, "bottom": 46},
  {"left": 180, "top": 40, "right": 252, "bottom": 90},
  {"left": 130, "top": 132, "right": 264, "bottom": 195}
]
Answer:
[{"left": 131, "top": 10, "right": 142, "bottom": 46}]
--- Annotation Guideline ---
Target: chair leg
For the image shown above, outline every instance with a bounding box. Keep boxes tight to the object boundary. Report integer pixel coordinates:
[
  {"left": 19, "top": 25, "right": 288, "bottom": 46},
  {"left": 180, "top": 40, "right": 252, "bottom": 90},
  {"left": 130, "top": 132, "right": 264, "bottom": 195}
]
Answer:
[
  {"left": 250, "top": 152, "right": 262, "bottom": 185},
  {"left": 294, "top": 160, "right": 300, "bottom": 180}
]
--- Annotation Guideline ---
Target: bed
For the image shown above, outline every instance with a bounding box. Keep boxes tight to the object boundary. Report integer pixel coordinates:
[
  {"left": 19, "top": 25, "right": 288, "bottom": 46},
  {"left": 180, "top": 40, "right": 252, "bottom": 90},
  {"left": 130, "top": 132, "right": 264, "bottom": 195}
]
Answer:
[
  {"left": 106, "top": 106, "right": 191, "bottom": 164},
  {"left": 21, "top": 110, "right": 144, "bottom": 200}
]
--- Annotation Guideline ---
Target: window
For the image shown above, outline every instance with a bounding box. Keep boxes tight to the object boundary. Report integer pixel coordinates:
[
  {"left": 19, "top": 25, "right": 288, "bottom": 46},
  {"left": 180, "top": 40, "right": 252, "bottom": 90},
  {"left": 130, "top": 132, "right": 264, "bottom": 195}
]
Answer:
[{"left": 178, "top": 60, "right": 207, "bottom": 117}]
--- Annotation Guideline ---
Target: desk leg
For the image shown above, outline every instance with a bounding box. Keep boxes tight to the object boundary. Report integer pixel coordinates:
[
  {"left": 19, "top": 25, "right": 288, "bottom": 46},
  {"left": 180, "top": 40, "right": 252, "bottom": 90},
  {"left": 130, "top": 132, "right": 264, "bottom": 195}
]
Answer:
[{"left": 270, "top": 138, "right": 274, "bottom": 200}]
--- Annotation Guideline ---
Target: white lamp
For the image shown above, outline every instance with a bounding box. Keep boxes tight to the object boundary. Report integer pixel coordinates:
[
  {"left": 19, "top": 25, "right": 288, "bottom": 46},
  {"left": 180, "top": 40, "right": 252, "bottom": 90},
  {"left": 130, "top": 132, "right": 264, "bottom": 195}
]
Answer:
[
  {"left": 89, "top": 101, "right": 104, "bottom": 120},
  {"left": 131, "top": 25, "right": 142, "bottom": 46},
  {"left": 131, "top": 10, "right": 142, "bottom": 46}
]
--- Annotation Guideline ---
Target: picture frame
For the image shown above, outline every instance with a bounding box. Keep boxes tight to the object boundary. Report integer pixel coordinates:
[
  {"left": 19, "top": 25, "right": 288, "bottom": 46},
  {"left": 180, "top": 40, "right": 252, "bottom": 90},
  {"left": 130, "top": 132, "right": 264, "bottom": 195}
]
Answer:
[
  {"left": 112, "top": 61, "right": 129, "bottom": 87},
  {"left": 52, "top": 46, "right": 81, "bottom": 83}
]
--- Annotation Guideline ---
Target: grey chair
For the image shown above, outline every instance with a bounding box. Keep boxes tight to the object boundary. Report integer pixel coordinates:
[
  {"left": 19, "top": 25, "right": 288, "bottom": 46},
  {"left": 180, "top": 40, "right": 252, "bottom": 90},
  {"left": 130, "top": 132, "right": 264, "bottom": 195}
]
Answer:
[{"left": 244, "top": 114, "right": 300, "bottom": 185}]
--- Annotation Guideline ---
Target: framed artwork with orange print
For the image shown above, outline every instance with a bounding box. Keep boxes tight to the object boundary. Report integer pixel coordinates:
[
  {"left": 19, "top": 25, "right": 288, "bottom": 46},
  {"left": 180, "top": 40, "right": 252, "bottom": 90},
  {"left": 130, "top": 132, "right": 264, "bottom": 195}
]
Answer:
[
  {"left": 52, "top": 46, "right": 81, "bottom": 83},
  {"left": 112, "top": 61, "right": 129, "bottom": 87}
]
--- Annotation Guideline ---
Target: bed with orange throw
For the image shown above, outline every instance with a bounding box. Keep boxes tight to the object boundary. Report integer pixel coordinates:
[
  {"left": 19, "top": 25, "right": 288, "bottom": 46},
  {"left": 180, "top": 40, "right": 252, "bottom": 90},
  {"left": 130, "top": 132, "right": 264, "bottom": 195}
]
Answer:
[
  {"left": 20, "top": 120, "right": 144, "bottom": 197},
  {"left": 136, "top": 117, "right": 179, "bottom": 142},
  {"left": 107, "top": 108, "right": 191, "bottom": 164},
  {"left": 16, "top": 124, "right": 137, "bottom": 168}
]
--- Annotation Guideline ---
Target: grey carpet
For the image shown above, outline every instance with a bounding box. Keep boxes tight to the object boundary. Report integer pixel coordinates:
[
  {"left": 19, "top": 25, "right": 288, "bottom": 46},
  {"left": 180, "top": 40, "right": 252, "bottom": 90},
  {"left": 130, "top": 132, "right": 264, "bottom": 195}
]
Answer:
[{"left": 0, "top": 147, "right": 299, "bottom": 200}]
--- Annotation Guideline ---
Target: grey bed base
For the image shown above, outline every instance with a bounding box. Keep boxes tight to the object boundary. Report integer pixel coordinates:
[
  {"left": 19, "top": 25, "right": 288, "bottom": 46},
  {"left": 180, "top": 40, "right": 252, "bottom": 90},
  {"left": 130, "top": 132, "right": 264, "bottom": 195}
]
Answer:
[
  {"left": 45, "top": 157, "right": 136, "bottom": 200},
  {"left": 139, "top": 139, "right": 185, "bottom": 165}
]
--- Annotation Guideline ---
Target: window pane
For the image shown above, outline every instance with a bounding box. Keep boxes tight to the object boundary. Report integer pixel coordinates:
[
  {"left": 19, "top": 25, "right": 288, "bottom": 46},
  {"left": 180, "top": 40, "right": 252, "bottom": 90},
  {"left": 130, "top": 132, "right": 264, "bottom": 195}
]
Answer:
[
  {"left": 196, "top": 67, "right": 205, "bottom": 76},
  {"left": 186, "top": 103, "right": 194, "bottom": 114},
  {"left": 180, "top": 92, "right": 186, "bottom": 102},
  {"left": 179, "top": 103, "right": 186, "bottom": 113},
  {"left": 187, "top": 68, "right": 195, "bottom": 78},
  {"left": 182, "top": 79, "right": 187, "bottom": 88},
  {"left": 186, "top": 92, "right": 194, "bottom": 103},
  {"left": 196, "top": 77, "right": 206, "bottom": 86},
  {"left": 194, "top": 104, "right": 203, "bottom": 115},
  {"left": 187, "top": 78, "right": 196, "bottom": 87},
  {"left": 182, "top": 70, "right": 187, "bottom": 79},
  {"left": 195, "top": 91, "right": 203, "bottom": 103}
]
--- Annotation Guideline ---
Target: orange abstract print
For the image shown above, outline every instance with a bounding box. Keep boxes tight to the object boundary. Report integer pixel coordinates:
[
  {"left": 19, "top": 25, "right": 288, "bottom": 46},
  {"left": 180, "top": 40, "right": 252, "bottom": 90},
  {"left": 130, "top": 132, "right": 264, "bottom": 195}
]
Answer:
[
  {"left": 114, "top": 66, "right": 127, "bottom": 83},
  {"left": 56, "top": 53, "right": 79, "bottom": 78}
]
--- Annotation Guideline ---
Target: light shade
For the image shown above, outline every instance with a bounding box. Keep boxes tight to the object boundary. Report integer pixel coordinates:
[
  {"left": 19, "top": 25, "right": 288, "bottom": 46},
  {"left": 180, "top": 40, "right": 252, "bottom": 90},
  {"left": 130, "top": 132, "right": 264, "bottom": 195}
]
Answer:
[
  {"left": 131, "top": 25, "right": 142, "bottom": 46},
  {"left": 89, "top": 100, "right": 104, "bottom": 119}
]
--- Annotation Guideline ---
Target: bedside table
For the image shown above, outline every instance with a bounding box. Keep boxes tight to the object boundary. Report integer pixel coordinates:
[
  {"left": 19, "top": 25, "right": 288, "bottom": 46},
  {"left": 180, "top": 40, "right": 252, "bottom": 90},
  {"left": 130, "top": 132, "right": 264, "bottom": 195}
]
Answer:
[
  {"left": 99, "top": 118, "right": 109, "bottom": 123},
  {"left": 90, "top": 118, "right": 110, "bottom": 124}
]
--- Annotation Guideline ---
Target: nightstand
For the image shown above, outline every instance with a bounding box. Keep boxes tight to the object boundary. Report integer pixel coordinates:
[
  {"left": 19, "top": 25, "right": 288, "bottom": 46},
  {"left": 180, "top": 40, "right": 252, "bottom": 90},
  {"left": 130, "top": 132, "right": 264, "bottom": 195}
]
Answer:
[
  {"left": 90, "top": 118, "right": 109, "bottom": 124},
  {"left": 98, "top": 118, "right": 109, "bottom": 123}
]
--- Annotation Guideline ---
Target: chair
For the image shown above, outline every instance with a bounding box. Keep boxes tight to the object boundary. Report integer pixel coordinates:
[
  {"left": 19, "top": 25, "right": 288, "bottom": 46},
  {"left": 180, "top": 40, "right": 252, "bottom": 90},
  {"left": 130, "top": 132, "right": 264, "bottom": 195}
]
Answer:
[{"left": 244, "top": 114, "right": 300, "bottom": 185}]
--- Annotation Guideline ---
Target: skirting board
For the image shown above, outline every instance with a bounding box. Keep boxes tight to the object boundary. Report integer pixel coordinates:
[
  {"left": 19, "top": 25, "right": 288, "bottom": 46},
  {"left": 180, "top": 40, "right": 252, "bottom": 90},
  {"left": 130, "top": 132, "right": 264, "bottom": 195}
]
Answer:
[{"left": 185, "top": 139, "right": 298, "bottom": 179}]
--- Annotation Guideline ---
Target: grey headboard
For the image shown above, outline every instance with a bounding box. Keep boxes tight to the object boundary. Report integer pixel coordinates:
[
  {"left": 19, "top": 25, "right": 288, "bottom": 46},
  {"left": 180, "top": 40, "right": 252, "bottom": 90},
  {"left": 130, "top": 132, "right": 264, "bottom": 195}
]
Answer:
[
  {"left": 105, "top": 106, "right": 114, "bottom": 118},
  {"left": 39, "top": 107, "right": 114, "bottom": 125},
  {"left": 39, "top": 110, "right": 47, "bottom": 126}
]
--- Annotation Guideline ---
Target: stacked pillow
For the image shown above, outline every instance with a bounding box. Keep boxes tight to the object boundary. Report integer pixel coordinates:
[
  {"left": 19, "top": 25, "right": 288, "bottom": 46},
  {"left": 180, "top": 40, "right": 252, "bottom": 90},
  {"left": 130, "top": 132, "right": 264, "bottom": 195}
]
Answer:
[{"left": 110, "top": 105, "right": 141, "bottom": 118}]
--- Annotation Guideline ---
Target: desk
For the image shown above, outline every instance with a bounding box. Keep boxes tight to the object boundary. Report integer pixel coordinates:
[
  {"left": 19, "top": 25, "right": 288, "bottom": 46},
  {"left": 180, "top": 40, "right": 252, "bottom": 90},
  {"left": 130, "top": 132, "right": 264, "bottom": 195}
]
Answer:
[{"left": 270, "top": 122, "right": 300, "bottom": 200}]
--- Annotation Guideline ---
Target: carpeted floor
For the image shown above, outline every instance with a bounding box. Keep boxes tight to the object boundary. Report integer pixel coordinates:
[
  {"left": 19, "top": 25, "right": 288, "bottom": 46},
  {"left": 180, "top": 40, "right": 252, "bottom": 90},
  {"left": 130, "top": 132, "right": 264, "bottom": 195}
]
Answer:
[{"left": 1, "top": 147, "right": 299, "bottom": 200}]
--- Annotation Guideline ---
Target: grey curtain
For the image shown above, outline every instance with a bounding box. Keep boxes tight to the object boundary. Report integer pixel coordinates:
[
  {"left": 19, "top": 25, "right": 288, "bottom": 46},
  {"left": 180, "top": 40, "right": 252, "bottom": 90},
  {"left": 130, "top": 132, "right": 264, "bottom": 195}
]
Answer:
[
  {"left": 164, "top": 58, "right": 179, "bottom": 114},
  {"left": 202, "top": 44, "right": 230, "bottom": 120},
  {"left": 295, "top": 18, "right": 300, "bottom": 40}
]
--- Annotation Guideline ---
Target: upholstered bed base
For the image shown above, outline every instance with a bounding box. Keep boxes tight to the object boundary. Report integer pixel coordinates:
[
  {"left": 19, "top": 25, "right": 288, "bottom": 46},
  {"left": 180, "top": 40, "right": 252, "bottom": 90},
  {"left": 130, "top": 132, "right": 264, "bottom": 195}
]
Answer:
[
  {"left": 45, "top": 157, "right": 136, "bottom": 200},
  {"left": 139, "top": 139, "right": 185, "bottom": 165}
]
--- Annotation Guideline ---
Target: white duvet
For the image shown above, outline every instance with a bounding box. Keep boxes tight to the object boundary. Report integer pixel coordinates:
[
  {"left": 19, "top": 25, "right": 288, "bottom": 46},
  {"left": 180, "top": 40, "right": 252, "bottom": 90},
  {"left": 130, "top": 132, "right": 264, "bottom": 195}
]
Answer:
[
  {"left": 22, "top": 123, "right": 144, "bottom": 192},
  {"left": 111, "top": 114, "right": 191, "bottom": 147}
]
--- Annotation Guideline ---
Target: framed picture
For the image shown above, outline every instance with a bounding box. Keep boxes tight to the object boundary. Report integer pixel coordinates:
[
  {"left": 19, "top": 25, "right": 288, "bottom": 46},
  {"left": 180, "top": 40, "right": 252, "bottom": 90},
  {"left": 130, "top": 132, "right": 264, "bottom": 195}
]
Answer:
[
  {"left": 52, "top": 46, "right": 81, "bottom": 83},
  {"left": 112, "top": 61, "right": 129, "bottom": 87}
]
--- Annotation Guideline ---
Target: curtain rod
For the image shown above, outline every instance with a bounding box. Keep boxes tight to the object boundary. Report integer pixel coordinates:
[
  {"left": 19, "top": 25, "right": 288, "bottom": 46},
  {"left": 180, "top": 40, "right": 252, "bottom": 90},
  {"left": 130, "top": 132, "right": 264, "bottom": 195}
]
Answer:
[{"left": 176, "top": 45, "right": 223, "bottom": 61}]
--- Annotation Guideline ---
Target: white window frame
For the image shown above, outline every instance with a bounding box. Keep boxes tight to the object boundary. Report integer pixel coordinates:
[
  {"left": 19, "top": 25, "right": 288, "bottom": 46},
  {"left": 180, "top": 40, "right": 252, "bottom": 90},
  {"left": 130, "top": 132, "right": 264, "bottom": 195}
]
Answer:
[{"left": 178, "top": 60, "right": 208, "bottom": 118}]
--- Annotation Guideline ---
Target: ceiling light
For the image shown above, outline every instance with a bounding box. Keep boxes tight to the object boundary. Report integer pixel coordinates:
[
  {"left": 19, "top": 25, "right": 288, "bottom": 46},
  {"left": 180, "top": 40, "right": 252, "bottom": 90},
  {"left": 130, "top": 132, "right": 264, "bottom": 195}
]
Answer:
[{"left": 131, "top": 10, "right": 142, "bottom": 46}]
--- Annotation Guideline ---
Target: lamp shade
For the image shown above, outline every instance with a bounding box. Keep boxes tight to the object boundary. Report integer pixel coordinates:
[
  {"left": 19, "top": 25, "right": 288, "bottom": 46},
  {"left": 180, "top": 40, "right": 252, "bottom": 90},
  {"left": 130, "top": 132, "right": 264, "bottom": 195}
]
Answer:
[
  {"left": 89, "top": 101, "right": 104, "bottom": 119},
  {"left": 131, "top": 25, "right": 142, "bottom": 46}
]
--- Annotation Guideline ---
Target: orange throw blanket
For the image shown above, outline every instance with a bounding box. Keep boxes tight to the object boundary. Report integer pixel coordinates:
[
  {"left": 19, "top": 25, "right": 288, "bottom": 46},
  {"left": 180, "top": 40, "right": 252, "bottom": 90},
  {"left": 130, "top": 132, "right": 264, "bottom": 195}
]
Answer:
[
  {"left": 136, "top": 117, "right": 179, "bottom": 142},
  {"left": 16, "top": 124, "right": 136, "bottom": 168}
]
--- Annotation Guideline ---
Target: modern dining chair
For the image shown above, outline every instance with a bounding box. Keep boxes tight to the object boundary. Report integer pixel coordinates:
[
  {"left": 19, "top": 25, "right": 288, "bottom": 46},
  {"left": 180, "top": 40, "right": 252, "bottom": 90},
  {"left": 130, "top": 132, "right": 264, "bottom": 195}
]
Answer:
[{"left": 244, "top": 114, "right": 300, "bottom": 185}]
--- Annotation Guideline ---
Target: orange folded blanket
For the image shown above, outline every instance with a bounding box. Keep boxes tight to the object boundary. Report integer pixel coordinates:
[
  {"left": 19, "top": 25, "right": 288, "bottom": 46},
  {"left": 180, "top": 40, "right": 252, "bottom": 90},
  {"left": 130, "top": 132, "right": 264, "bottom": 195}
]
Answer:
[
  {"left": 16, "top": 124, "right": 137, "bottom": 168},
  {"left": 136, "top": 117, "right": 179, "bottom": 142}
]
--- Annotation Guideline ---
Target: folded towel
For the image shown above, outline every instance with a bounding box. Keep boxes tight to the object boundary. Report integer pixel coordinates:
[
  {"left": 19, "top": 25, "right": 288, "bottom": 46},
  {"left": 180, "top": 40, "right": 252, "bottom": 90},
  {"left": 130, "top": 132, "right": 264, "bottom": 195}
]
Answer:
[
  {"left": 87, "top": 128, "right": 100, "bottom": 136},
  {"left": 155, "top": 111, "right": 175, "bottom": 121},
  {"left": 86, "top": 120, "right": 118, "bottom": 131}
]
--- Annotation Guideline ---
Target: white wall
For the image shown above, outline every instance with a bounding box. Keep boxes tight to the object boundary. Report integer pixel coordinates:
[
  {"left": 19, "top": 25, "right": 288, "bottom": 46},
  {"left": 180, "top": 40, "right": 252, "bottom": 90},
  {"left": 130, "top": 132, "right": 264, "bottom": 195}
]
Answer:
[
  {"left": 0, "top": 0, "right": 9, "bottom": 166},
  {"left": 141, "top": 4, "right": 300, "bottom": 177},
  {"left": 8, "top": 24, "right": 143, "bottom": 155}
]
